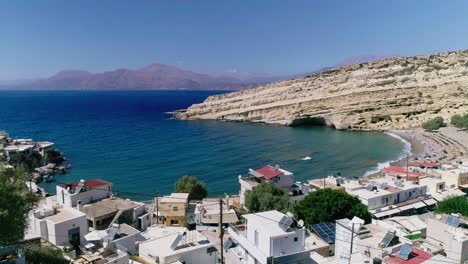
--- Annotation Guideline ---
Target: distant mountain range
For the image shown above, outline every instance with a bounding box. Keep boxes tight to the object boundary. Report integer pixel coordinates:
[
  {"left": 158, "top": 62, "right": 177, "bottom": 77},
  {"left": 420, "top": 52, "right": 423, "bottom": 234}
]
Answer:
[
  {"left": 0, "top": 64, "right": 303, "bottom": 90},
  {"left": 0, "top": 55, "right": 399, "bottom": 90}
]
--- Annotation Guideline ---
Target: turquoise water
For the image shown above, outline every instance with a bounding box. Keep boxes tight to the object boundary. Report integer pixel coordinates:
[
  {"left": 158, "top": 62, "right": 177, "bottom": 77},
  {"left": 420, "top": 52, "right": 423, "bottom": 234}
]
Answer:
[{"left": 0, "top": 90, "right": 407, "bottom": 200}]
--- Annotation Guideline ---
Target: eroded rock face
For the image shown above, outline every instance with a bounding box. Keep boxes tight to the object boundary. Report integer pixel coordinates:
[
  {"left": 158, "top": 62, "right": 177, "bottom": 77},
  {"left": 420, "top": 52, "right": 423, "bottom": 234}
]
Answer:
[{"left": 177, "top": 50, "right": 468, "bottom": 130}]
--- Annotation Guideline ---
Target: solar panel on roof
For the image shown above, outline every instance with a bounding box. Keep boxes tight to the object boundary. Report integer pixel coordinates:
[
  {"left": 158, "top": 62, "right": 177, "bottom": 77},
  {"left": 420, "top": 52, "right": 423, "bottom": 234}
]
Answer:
[
  {"left": 366, "top": 184, "right": 374, "bottom": 191},
  {"left": 279, "top": 215, "right": 294, "bottom": 231},
  {"left": 380, "top": 183, "right": 388, "bottom": 190},
  {"left": 399, "top": 244, "right": 412, "bottom": 260},
  {"left": 380, "top": 232, "right": 395, "bottom": 248},
  {"left": 446, "top": 216, "right": 460, "bottom": 227},
  {"left": 311, "top": 222, "right": 336, "bottom": 244}
]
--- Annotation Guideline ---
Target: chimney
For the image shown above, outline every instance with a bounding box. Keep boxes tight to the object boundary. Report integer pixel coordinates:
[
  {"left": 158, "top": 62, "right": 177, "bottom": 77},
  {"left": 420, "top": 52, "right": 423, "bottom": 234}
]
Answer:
[{"left": 77, "top": 200, "right": 82, "bottom": 211}]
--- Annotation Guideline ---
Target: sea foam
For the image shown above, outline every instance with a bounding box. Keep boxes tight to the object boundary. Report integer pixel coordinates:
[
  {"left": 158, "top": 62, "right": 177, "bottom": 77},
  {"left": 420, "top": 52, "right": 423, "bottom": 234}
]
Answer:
[{"left": 362, "top": 132, "right": 412, "bottom": 178}]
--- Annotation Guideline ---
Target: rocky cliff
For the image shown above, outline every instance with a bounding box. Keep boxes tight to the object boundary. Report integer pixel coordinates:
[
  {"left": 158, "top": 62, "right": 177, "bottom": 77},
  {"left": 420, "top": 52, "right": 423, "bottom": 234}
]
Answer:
[{"left": 177, "top": 50, "right": 468, "bottom": 130}]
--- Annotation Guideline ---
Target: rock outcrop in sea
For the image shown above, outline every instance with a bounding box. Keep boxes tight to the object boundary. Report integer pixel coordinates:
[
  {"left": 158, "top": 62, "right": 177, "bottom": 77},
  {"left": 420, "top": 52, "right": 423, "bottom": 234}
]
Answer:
[{"left": 177, "top": 50, "right": 468, "bottom": 130}]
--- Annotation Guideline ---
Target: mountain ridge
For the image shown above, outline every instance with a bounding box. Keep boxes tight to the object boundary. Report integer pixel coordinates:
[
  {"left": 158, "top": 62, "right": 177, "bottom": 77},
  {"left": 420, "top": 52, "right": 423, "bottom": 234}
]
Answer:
[
  {"left": 1, "top": 64, "right": 299, "bottom": 90},
  {"left": 177, "top": 50, "right": 468, "bottom": 130}
]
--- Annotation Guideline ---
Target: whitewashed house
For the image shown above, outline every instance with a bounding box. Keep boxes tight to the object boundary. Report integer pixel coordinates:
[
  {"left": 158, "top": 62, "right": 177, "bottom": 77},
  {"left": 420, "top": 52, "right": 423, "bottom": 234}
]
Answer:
[
  {"left": 426, "top": 214, "right": 468, "bottom": 264},
  {"left": 26, "top": 206, "right": 88, "bottom": 248},
  {"left": 139, "top": 227, "right": 218, "bottom": 264},
  {"left": 228, "top": 210, "right": 311, "bottom": 264},
  {"left": 56, "top": 178, "right": 112, "bottom": 207},
  {"left": 239, "top": 165, "right": 310, "bottom": 209}
]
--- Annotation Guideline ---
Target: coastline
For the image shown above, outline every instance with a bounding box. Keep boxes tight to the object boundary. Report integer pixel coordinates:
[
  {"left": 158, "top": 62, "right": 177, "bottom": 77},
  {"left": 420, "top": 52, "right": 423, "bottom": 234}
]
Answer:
[{"left": 365, "top": 127, "right": 468, "bottom": 179}]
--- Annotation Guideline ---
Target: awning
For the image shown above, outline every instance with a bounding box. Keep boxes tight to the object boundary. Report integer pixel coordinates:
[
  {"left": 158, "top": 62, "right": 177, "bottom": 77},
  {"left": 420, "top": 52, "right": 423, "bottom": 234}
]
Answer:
[
  {"left": 423, "top": 198, "right": 437, "bottom": 206},
  {"left": 398, "top": 204, "right": 415, "bottom": 211},
  {"left": 412, "top": 201, "right": 426, "bottom": 209},
  {"left": 374, "top": 208, "right": 401, "bottom": 218},
  {"left": 84, "top": 230, "right": 108, "bottom": 241}
]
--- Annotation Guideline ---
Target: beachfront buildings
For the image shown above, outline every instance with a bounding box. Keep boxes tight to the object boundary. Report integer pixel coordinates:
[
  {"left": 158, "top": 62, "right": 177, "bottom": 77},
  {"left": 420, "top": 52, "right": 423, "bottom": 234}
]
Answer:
[
  {"left": 56, "top": 179, "right": 112, "bottom": 207},
  {"left": 158, "top": 193, "right": 189, "bottom": 227},
  {"left": 139, "top": 227, "right": 218, "bottom": 264},
  {"left": 27, "top": 205, "right": 88, "bottom": 248},
  {"left": 228, "top": 210, "right": 311, "bottom": 264},
  {"left": 238, "top": 165, "right": 310, "bottom": 209}
]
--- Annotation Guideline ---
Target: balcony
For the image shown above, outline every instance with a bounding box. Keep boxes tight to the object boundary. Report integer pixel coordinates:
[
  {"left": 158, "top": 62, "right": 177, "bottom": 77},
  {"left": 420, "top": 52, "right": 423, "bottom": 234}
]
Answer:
[{"left": 228, "top": 224, "right": 268, "bottom": 264}]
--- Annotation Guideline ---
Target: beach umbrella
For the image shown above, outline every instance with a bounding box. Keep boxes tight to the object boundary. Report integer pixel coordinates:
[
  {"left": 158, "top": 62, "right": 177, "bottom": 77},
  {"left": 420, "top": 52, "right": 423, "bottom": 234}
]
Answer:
[{"left": 84, "top": 230, "right": 108, "bottom": 241}]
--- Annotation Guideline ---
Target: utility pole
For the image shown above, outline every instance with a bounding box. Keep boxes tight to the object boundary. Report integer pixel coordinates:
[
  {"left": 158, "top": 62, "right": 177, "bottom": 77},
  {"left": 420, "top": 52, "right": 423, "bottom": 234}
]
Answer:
[
  {"left": 406, "top": 155, "right": 409, "bottom": 181},
  {"left": 219, "top": 198, "right": 224, "bottom": 264},
  {"left": 155, "top": 192, "right": 159, "bottom": 225},
  {"left": 349, "top": 223, "right": 355, "bottom": 264}
]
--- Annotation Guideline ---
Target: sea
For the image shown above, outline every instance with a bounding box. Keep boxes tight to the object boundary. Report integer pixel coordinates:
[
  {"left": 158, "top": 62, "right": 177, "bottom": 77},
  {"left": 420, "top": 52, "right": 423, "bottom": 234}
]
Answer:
[{"left": 0, "top": 90, "right": 409, "bottom": 200}]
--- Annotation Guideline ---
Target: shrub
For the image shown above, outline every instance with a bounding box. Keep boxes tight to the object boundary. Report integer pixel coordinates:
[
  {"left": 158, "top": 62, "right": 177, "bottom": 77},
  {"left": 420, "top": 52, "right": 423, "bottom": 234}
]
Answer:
[
  {"left": 294, "top": 188, "right": 372, "bottom": 226},
  {"left": 244, "top": 182, "right": 290, "bottom": 213},
  {"left": 435, "top": 196, "right": 468, "bottom": 217},
  {"left": 422, "top": 116, "right": 445, "bottom": 131},
  {"left": 451, "top": 114, "right": 468, "bottom": 129},
  {"left": 174, "top": 175, "right": 208, "bottom": 201},
  {"left": 24, "top": 245, "right": 69, "bottom": 264}
]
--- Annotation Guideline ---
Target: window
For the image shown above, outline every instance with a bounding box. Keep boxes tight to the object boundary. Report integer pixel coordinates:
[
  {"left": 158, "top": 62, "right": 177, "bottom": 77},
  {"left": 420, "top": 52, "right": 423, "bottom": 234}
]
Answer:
[
  {"left": 173, "top": 206, "right": 178, "bottom": 211},
  {"left": 254, "top": 230, "right": 259, "bottom": 246},
  {"left": 294, "top": 237, "right": 298, "bottom": 242},
  {"left": 170, "top": 219, "right": 179, "bottom": 226}
]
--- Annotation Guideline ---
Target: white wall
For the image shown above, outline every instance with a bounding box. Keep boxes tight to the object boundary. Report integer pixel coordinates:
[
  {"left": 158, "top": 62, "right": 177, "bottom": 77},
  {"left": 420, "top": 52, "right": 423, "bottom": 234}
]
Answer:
[
  {"left": 46, "top": 214, "right": 88, "bottom": 247},
  {"left": 274, "top": 173, "right": 294, "bottom": 188},
  {"left": 56, "top": 185, "right": 111, "bottom": 207},
  {"left": 426, "top": 218, "right": 468, "bottom": 263},
  {"left": 111, "top": 233, "right": 145, "bottom": 255},
  {"left": 271, "top": 231, "right": 305, "bottom": 257}
]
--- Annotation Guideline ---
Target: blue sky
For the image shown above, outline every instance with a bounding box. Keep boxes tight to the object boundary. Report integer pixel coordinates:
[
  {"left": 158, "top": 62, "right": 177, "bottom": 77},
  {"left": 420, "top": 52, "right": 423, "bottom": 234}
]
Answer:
[{"left": 1, "top": 0, "right": 468, "bottom": 80}]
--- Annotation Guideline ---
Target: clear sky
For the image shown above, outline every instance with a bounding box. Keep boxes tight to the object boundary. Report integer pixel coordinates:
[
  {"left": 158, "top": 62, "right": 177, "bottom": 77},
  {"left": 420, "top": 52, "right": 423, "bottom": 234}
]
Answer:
[{"left": 1, "top": 0, "right": 468, "bottom": 80}]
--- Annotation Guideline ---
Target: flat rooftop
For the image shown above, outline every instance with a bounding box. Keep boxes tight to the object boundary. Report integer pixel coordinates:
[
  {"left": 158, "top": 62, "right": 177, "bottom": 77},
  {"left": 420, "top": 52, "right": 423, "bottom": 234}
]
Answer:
[
  {"left": 140, "top": 229, "right": 212, "bottom": 257},
  {"left": 44, "top": 207, "right": 86, "bottom": 223},
  {"left": 243, "top": 210, "right": 300, "bottom": 237},
  {"left": 160, "top": 193, "right": 189, "bottom": 203},
  {"left": 81, "top": 198, "right": 142, "bottom": 220}
]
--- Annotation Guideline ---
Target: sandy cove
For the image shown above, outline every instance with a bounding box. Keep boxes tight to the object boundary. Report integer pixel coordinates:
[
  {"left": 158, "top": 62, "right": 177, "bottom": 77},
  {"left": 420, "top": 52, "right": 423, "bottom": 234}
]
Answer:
[{"left": 389, "top": 127, "right": 467, "bottom": 167}]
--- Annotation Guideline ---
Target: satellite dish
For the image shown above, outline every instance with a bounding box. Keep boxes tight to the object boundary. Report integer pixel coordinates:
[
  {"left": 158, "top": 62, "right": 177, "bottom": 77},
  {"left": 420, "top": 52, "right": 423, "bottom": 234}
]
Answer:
[{"left": 297, "top": 220, "right": 304, "bottom": 228}]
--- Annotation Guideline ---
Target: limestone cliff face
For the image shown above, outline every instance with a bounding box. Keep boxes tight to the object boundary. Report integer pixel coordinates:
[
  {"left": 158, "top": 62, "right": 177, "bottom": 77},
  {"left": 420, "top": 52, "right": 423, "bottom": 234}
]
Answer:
[{"left": 177, "top": 50, "right": 468, "bottom": 130}]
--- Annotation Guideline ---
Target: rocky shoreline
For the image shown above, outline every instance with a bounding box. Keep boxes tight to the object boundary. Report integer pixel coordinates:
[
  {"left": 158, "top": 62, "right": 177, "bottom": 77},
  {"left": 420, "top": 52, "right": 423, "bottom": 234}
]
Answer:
[
  {"left": 176, "top": 50, "right": 468, "bottom": 131},
  {"left": 0, "top": 131, "right": 69, "bottom": 183}
]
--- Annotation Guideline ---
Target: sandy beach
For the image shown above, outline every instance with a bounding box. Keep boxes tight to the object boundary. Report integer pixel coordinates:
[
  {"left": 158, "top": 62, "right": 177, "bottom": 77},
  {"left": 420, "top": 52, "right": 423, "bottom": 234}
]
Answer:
[
  {"left": 389, "top": 128, "right": 467, "bottom": 167},
  {"left": 365, "top": 127, "right": 467, "bottom": 179}
]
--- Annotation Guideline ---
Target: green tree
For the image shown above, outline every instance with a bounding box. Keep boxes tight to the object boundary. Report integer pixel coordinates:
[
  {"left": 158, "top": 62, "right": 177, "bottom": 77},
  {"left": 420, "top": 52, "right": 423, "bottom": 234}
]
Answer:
[
  {"left": 435, "top": 196, "right": 468, "bottom": 217},
  {"left": 422, "top": 116, "right": 445, "bottom": 131},
  {"left": 24, "top": 244, "right": 69, "bottom": 264},
  {"left": 451, "top": 114, "right": 468, "bottom": 130},
  {"left": 174, "top": 175, "right": 208, "bottom": 201},
  {"left": 244, "top": 182, "right": 290, "bottom": 213},
  {"left": 0, "top": 166, "right": 38, "bottom": 246},
  {"left": 294, "top": 188, "right": 372, "bottom": 226}
]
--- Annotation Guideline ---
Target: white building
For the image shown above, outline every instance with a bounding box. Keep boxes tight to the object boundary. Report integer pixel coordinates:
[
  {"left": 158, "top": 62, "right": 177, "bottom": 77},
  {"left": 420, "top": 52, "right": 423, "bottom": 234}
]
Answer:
[
  {"left": 27, "top": 206, "right": 88, "bottom": 248},
  {"left": 139, "top": 227, "right": 218, "bottom": 264},
  {"left": 419, "top": 176, "right": 465, "bottom": 201},
  {"left": 239, "top": 165, "right": 310, "bottom": 209},
  {"left": 425, "top": 214, "right": 468, "bottom": 264},
  {"left": 310, "top": 176, "right": 434, "bottom": 219},
  {"left": 56, "top": 178, "right": 112, "bottom": 207},
  {"left": 335, "top": 217, "right": 401, "bottom": 264},
  {"left": 228, "top": 210, "right": 311, "bottom": 264},
  {"left": 194, "top": 197, "right": 239, "bottom": 225}
]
